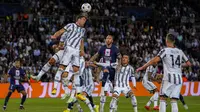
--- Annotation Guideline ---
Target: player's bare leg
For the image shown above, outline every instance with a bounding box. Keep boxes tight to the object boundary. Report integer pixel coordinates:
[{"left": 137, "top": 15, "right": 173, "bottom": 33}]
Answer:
[
  {"left": 19, "top": 91, "right": 27, "bottom": 110},
  {"left": 83, "top": 92, "right": 99, "bottom": 112},
  {"left": 145, "top": 89, "right": 159, "bottom": 110},
  {"left": 52, "top": 65, "right": 66, "bottom": 95},
  {"left": 31, "top": 58, "right": 56, "bottom": 81}
]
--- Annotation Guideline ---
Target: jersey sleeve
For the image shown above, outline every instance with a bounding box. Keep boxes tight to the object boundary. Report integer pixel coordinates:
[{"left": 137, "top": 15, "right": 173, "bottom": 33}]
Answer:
[
  {"left": 157, "top": 48, "right": 166, "bottom": 59},
  {"left": 7, "top": 68, "right": 12, "bottom": 76},
  {"left": 60, "top": 32, "right": 67, "bottom": 42},
  {"left": 63, "top": 23, "right": 73, "bottom": 32},
  {"left": 146, "top": 66, "right": 153, "bottom": 73},
  {"left": 181, "top": 51, "right": 189, "bottom": 62},
  {"left": 98, "top": 46, "right": 103, "bottom": 56}
]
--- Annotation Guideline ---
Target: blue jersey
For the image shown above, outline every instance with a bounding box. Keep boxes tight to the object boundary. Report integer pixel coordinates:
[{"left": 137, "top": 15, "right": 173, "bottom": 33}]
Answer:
[
  {"left": 98, "top": 45, "right": 120, "bottom": 63},
  {"left": 8, "top": 67, "right": 26, "bottom": 85}
]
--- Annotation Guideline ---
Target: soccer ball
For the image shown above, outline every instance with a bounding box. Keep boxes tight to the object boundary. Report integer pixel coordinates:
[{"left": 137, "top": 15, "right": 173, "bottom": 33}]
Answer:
[{"left": 81, "top": 3, "right": 92, "bottom": 13}]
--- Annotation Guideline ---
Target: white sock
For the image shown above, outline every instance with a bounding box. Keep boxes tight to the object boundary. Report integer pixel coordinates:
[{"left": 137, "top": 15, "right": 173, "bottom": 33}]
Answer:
[
  {"left": 110, "top": 97, "right": 118, "bottom": 112},
  {"left": 38, "top": 63, "right": 51, "bottom": 78},
  {"left": 131, "top": 95, "right": 137, "bottom": 112},
  {"left": 171, "top": 100, "right": 178, "bottom": 112},
  {"left": 100, "top": 95, "right": 106, "bottom": 112},
  {"left": 74, "top": 99, "right": 82, "bottom": 111},
  {"left": 159, "top": 100, "right": 166, "bottom": 112},
  {"left": 84, "top": 98, "right": 94, "bottom": 112},
  {"left": 70, "top": 87, "right": 76, "bottom": 99},
  {"left": 53, "top": 69, "right": 63, "bottom": 89},
  {"left": 62, "top": 77, "right": 69, "bottom": 94},
  {"left": 146, "top": 95, "right": 154, "bottom": 106},
  {"left": 154, "top": 92, "right": 159, "bottom": 107}
]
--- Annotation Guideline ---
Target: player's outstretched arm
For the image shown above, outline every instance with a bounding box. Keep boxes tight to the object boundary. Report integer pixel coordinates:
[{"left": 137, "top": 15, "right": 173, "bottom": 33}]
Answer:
[
  {"left": 137, "top": 56, "right": 160, "bottom": 72},
  {"left": 89, "top": 53, "right": 99, "bottom": 62},
  {"left": 51, "top": 28, "right": 65, "bottom": 39},
  {"left": 80, "top": 39, "right": 85, "bottom": 56},
  {"left": 182, "top": 61, "right": 192, "bottom": 67},
  {"left": 116, "top": 54, "right": 122, "bottom": 72}
]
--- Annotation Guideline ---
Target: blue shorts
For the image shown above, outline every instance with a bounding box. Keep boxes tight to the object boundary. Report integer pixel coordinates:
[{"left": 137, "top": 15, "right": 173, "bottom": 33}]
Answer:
[
  {"left": 103, "top": 67, "right": 115, "bottom": 82},
  {"left": 9, "top": 84, "right": 25, "bottom": 93}
]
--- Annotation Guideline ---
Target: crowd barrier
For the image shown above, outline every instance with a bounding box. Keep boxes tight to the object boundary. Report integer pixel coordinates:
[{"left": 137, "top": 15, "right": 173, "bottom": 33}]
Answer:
[{"left": 0, "top": 82, "right": 199, "bottom": 98}]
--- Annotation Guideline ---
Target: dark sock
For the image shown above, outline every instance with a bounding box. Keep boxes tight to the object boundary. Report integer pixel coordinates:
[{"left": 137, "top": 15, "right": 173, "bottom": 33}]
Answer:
[
  {"left": 20, "top": 95, "right": 27, "bottom": 105},
  {"left": 4, "top": 92, "right": 12, "bottom": 106},
  {"left": 179, "top": 94, "right": 186, "bottom": 105},
  {"left": 68, "top": 102, "right": 75, "bottom": 110},
  {"left": 87, "top": 95, "right": 95, "bottom": 108},
  {"left": 102, "top": 72, "right": 109, "bottom": 87}
]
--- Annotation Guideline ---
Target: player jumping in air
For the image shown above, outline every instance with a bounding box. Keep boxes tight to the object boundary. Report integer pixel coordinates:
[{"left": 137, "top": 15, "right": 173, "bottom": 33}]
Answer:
[
  {"left": 3, "top": 58, "right": 30, "bottom": 110},
  {"left": 109, "top": 54, "right": 137, "bottom": 112},
  {"left": 137, "top": 34, "right": 192, "bottom": 112},
  {"left": 90, "top": 35, "right": 121, "bottom": 112}
]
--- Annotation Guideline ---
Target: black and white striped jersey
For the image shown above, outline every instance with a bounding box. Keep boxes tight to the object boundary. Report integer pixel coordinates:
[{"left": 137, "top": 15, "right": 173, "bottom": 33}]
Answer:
[
  {"left": 63, "top": 23, "right": 86, "bottom": 49},
  {"left": 157, "top": 47, "right": 189, "bottom": 84},
  {"left": 115, "top": 64, "right": 135, "bottom": 87}
]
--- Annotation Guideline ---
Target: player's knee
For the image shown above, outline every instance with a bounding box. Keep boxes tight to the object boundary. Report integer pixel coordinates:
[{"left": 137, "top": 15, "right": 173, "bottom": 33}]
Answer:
[
  {"left": 62, "top": 72, "right": 68, "bottom": 78},
  {"left": 82, "top": 92, "right": 88, "bottom": 97},
  {"left": 58, "top": 65, "right": 65, "bottom": 71},
  {"left": 128, "top": 91, "right": 134, "bottom": 97},
  {"left": 21, "top": 91, "right": 27, "bottom": 96},
  {"left": 160, "top": 96, "right": 167, "bottom": 100},
  {"left": 112, "top": 94, "right": 118, "bottom": 98},
  {"left": 103, "top": 69, "right": 109, "bottom": 73},
  {"left": 49, "top": 58, "right": 56, "bottom": 65},
  {"left": 73, "top": 66, "right": 79, "bottom": 72}
]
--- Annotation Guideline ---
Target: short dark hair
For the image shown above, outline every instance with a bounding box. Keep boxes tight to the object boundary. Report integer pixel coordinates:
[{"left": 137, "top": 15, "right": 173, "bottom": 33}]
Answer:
[
  {"left": 76, "top": 12, "right": 88, "bottom": 21},
  {"left": 14, "top": 58, "right": 21, "bottom": 62},
  {"left": 166, "top": 33, "right": 175, "bottom": 44}
]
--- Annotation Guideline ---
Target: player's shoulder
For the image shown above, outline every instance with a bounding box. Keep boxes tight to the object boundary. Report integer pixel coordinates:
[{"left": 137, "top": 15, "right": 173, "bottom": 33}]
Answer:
[
  {"left": 165, "top": 47, "right": 183, "bottom": 54},
  {"left": 128, "top": 64, "right": 134, "bottom": 70}
]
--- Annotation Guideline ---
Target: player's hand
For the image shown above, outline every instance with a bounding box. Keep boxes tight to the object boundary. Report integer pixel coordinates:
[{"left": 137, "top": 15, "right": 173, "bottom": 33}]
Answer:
[{"left": 51, "top": 35, "right": 57, "bottom": 39}]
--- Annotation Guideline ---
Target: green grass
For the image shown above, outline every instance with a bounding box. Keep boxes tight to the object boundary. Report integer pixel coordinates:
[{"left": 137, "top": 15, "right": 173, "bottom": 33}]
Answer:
[{"left": 0, "top": 96, "right": 200, "bottom": 112}]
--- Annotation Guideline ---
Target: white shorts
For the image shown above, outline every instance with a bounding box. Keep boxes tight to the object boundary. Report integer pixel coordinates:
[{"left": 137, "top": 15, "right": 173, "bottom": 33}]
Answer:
[
  {"left": 60, "top": 46, "right": 80, "bottom": 66},
  {"left": 142, "top": 80, "right": 157, "bottom": 91},
  {"left": 83, "top": 84, "right": 95, "bottom": 96},
  {"left": 52, "top": 50, "right": 64, "bottom": 63},
  {"left": 160, "top": 80, "right": 182, "bottom": 99},
  {"left": 104, "top": 80, "right": 113, "bottom": 92},
  {"left": 113, "top": 86, "right": 132, "bottom": 96}
]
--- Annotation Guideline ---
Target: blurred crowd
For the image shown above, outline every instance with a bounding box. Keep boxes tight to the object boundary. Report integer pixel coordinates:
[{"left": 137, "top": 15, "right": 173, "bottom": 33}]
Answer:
[{"left": 0, "top": 0, "right": 199, "bottom": 82}]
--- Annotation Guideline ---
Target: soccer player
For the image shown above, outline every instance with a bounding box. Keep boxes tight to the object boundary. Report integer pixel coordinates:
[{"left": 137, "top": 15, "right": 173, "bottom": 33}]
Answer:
[
  {"left": 3, "top": 58, "right": 30, "bottom": 110},
  {"left": 137, "top": 34, "right": 192, "bottom": 112},
  {"left": 109, "top": 54, "right": 137, "bottom": 112},
  {"left": 142, "top": 65, "right": 159, "bottom": 110},
  {"left": 31, "top": 32, "right": 71, "bottom": 97},
  {"left": 90, "top": 35, "right": 121, "bottom": 112}
]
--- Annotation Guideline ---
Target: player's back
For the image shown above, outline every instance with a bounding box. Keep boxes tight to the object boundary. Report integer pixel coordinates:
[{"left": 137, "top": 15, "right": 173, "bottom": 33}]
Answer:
[{"left": 158, "top": 47, "right": 188, "bottom": 84}]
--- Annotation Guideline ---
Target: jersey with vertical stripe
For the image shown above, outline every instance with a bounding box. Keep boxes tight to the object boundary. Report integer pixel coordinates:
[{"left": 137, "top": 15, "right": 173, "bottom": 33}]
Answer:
[
  {"left": 157, "top": 47, "right": 189, "bottom": 84},
  {"left": 82, "top": 67, "right": 94, "bottom": 87},
  {"left": 115, "top": 64, "right": 135, "bottom": 87},
  {"left": 8, "top": 66, "right": 26, "bottom": 85},
  {"left": 143, "top": 65, "right": 157, "bottom": 81},
  {"left": 63, "top": 23, "right": 86, "bottom": 49}
]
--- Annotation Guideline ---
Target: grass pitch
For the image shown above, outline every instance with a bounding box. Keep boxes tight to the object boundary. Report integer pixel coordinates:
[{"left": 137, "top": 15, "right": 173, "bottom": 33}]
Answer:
[{"left": 0, "top": 96, "right": 199, "bottom": 112}]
